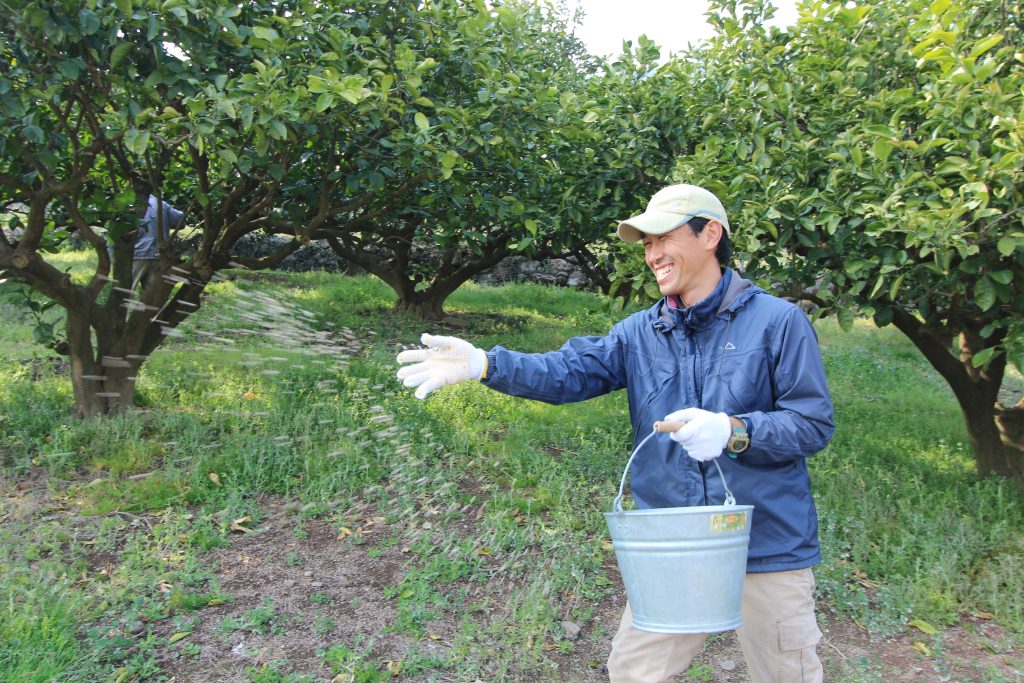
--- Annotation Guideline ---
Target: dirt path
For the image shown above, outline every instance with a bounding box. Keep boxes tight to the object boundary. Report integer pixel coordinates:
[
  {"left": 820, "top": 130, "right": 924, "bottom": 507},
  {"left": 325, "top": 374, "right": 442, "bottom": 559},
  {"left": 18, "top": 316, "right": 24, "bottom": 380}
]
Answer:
[{"left": 147, "top": 499, "right": 1021, "bottom": 682}]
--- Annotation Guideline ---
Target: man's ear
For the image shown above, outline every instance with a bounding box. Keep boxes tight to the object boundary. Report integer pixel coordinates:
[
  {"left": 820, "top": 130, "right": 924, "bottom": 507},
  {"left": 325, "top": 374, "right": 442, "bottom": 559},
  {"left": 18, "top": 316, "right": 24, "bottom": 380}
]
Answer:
[{"left": 703, "top": 220, "right": 724, "bottom": 250}]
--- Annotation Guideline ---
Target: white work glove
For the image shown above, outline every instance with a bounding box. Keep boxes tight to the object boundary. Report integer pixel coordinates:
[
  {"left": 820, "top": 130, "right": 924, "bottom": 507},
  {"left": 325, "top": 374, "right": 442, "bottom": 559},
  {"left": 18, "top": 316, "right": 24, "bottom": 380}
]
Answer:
[
  {"left": 663, "top": 407, "right": 731, "bottom": 462},
  {"left": 395, "top": 333, "right": 487, "bottom": 400}
]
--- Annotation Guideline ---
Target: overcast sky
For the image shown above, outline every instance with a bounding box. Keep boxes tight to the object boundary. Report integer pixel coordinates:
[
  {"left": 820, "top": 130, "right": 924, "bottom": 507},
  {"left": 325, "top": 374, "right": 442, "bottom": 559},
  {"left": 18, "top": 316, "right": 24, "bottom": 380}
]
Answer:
[{"left": 572, "top": 0, "right": 800, "bottom": 58}]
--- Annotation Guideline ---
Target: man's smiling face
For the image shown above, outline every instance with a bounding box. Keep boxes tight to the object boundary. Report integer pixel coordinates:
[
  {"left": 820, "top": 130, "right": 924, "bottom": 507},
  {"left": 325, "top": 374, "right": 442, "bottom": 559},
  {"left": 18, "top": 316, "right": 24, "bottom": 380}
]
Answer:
[{"left": 641, "top": 221, "right": 723, "bottom": 306}]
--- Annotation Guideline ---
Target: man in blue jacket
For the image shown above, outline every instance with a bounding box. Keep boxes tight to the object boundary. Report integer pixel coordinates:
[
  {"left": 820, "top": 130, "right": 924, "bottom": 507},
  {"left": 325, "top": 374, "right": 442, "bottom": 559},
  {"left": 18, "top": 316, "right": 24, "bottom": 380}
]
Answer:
[{"left": 396, "top": 184, "right": 835, "bottom": 683}]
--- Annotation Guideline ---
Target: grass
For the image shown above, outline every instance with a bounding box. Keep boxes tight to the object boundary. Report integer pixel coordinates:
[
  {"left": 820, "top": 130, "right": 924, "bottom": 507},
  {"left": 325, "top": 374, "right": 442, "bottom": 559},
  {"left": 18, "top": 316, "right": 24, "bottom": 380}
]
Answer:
[{"left": 1, "top": 260, "right": 1022, "bottom": 681}]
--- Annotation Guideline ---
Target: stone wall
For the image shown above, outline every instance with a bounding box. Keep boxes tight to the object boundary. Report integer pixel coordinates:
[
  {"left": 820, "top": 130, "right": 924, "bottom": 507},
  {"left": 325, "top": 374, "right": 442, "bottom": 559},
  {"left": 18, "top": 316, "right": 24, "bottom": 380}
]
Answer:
[{"left": 229, "top": 235, "right": 595, "bottom": 289}]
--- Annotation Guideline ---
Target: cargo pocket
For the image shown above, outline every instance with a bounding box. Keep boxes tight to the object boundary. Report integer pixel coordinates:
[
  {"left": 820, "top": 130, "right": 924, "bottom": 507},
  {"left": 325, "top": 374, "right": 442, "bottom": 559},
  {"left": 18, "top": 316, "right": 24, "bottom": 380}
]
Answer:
[{"left": 776, "top": 614, "right": 823, "bottom": 682}]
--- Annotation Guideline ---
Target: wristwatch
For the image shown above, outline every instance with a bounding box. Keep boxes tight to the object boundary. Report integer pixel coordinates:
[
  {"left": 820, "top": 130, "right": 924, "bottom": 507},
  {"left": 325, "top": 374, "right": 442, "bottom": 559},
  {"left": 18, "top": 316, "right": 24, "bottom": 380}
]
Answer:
[{"left": 725, "top": 418, "right": 750, "bottom": 455}]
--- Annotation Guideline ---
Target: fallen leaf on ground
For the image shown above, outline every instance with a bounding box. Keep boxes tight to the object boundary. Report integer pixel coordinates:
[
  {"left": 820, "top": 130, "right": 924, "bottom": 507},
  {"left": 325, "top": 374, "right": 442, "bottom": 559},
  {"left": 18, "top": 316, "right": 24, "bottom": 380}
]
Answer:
[{"left": 909, "top": 619, "right": 938, "bottom": 635}]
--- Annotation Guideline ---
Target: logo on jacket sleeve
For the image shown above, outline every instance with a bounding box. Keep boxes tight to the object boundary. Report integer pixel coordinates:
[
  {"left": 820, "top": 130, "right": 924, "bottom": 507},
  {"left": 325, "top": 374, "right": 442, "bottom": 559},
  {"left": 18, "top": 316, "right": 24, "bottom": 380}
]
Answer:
[{"left": 724, "top": 342, "right": 736, "bottom": 351}]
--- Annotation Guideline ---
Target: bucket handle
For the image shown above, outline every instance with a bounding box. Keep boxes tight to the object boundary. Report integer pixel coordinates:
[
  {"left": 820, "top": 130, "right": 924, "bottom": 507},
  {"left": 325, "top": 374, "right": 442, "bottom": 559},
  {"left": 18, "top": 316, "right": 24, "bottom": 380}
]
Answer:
[{"left": 612, "top": 422, "right": 737, "bottom": 513}]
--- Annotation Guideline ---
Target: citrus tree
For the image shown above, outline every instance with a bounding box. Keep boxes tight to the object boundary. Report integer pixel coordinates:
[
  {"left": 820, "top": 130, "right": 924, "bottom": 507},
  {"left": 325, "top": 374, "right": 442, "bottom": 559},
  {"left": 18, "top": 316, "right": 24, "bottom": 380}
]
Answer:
[
  {"left": 664, "top": 0, "right": 1024, "bottom": 482},
  {"left": 0, "top": 0, "right": 611, "bottom": 415},
  {"left": 309, "top": 10, "right": 699, "bottom": 318}
]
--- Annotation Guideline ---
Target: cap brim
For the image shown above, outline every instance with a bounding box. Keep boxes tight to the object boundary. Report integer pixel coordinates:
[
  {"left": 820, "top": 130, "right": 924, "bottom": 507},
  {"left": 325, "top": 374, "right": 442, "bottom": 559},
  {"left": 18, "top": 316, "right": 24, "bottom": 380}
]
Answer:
[{"left": 616, "top": 211, "right": 690, "bottom": 243}]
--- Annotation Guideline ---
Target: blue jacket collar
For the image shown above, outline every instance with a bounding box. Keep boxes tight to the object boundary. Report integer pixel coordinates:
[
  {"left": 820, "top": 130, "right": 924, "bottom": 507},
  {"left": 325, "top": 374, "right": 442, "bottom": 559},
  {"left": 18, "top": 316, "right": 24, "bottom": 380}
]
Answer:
[{"left": 654, "top": 268, "right": 755, "bottom": 332}]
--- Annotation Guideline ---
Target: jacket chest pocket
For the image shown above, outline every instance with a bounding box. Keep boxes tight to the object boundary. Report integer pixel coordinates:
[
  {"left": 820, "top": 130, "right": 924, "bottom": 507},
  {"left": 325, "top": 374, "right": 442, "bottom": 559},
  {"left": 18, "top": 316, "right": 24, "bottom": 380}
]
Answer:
[{"left": 703, "top": 344, "right": 771, "bottom": 415}]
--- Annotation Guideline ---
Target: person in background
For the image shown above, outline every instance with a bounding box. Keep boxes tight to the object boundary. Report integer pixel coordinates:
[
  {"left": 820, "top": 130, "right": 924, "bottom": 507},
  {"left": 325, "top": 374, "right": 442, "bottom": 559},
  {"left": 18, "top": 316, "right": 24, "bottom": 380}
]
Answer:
[
  {"left": 395, "top": 184, "right": 834, "bottom": 683},
  {"left": 131, "top": 180, "right": 184, "bottom": 292}
]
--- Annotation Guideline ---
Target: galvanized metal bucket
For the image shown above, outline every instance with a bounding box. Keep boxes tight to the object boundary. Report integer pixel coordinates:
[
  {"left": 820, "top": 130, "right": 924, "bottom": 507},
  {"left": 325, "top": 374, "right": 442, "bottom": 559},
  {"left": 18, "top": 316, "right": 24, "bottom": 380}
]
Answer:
[{"left": 604, "top": 428, "right": 754, "bottom": 634}]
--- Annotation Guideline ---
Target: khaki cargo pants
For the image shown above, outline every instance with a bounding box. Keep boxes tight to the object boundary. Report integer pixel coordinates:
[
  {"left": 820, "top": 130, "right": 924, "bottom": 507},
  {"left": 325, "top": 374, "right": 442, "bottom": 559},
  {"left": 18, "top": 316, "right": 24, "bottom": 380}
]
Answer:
[{"left": 607, "top": 568, "right": 823, "bottom": 683}]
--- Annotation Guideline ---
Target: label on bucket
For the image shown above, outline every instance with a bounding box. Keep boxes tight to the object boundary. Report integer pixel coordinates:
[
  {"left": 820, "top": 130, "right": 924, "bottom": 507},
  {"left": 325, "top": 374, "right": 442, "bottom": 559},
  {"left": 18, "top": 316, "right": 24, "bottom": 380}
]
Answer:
[{"left": 710, "top": 511, "right": 748, "bottom": 533}]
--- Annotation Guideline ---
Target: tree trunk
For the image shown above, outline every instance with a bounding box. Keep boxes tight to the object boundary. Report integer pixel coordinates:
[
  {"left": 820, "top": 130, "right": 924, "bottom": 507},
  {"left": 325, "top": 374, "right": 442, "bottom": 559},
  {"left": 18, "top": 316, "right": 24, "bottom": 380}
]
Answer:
[
  {"left": 994, "top": 399, "right": 1024, "bottom": 486},
  {"left": 892, "top": 311, "right": 1021, "bottom": 485},
  {"left": 66, "top": 307, "right": 140, "bottom": 417},
  {"left": 392, "top": 294, "right": 445, "bottom": 321}
]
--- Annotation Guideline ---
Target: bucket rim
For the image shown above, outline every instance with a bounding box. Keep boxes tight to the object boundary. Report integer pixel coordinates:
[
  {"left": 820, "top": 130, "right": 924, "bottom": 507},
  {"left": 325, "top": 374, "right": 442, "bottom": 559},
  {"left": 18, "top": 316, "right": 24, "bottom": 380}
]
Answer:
[{"left": 604, "top": 503, "right": 754, "bottom": 517}]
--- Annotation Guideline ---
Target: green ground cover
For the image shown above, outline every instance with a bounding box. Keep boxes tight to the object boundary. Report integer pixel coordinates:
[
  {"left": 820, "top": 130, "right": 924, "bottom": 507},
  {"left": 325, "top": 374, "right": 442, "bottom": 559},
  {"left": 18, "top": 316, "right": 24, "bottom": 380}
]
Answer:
[{"left": 1, "top": 260, "right": 1021, "bottom": 682}]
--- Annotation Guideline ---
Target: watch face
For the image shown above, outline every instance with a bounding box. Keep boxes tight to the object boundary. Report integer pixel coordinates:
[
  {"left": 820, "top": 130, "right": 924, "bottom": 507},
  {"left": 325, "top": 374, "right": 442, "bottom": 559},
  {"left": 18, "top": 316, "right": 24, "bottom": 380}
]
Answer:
[{"left": 728, "top": 432, "right": 750, "bottom": 453}]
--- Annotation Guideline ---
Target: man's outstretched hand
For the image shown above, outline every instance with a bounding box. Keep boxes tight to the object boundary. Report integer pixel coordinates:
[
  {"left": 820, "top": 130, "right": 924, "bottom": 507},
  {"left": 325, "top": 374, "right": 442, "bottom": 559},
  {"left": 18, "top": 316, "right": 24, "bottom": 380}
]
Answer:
[{"left": 395, "top": 333, "right": 487, "bottom": 399}]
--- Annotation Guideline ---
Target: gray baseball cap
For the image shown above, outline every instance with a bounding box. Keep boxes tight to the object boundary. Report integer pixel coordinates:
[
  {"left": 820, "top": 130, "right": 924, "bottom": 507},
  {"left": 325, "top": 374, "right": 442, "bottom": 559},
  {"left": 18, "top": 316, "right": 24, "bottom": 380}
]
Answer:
[{"left": 618, "top": 184, "right": 730, "bottom": 242}]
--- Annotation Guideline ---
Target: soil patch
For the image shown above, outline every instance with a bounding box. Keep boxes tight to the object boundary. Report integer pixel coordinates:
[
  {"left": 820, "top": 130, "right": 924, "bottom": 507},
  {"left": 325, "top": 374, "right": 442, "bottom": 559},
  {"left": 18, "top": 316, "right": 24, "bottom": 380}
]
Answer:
[
  {"left": 151, "top": 497, "right": 1023, "bottom": 682},
  {"left": 155, "top": 501, "right": 434, "bottom": 682}
]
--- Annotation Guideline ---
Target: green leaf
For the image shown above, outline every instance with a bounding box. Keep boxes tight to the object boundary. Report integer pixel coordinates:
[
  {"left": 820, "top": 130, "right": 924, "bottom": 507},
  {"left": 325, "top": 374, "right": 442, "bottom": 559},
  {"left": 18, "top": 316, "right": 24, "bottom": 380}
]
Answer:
[
  {"left": 115, "top": 0, "right": 133, "bottom": 15},
  {"left": 217, "top": 149, "right": 237, "bottom": 164},
  {"left": 871, "top": 139, "right": 894, "bottom": 162},
  {"left": 337, "top": 88, "right": 368, "bottom": 105},
  {"left": 440, "top": 151, "right": 459, "bottom": 169},
  {"left": 218, "top": 98, "right": 236, "bottom": 119},
  {"left": 307, "top": 76, "right": 329, "bottom": 93},
  {"left": 111, "top": 43, "right": 132, "bottom": 69},
  {"left": 869, "top": 274, "right": 886, "bottom": 299},
  {"left": 990, "top": 270, "right": 1013, "bottom": 285},
  {"left": 79, "top": 9, "right": 101, "bottom": 35},
  {"left": 996, "top": 237, "right": 1017, "bottom": 257},
  {"left": 32, "top": 323, "right": 54, "bottom": 345},
  {"left": 169, "top": 6, "right": 188, "bottom": 25},
  {"left": 512, "top": 237, "right": 533, "bottom": 252},
  {"left": 239, "top": 104, "right": 253, "bottom": 130},
  {"left": 123, "top": 128, "right": 150, "bottom": 156},
  {"left": 582, "top": 111, "right": 599, "bottom": 123},
  {"left": 58, "top": 60, "right": 83, "bottom": 80},
  {"left": 889, "top": 273, "right": 905, "bottom": 301},
  {"left": 864, "top": 124, "right": 894, "bottom": 137},
  {"left": 970, "top": 347, "right": 997, "bottom": 368},
  {"left": 974, "top": 277, "right": 996, "bottom": 311},
  {"left": 936, "top": 157, "right": 969, "bottom": 174},
  {"left": 315, "top": 93, "right": 334, "bottom": 112},
  {"left": 252, "top": 26, "right": 279, "bottom": 42},
  {"left": 873, "top": 305, "right": 893, "bottom": 327},
  {"left": 836, "top": 306, "right": 854, "bottom": 332},
  {"left": 970, "top": 34, "right": 1003, "bottom": 59},
  {"left": 414, "top": 112, "right": 430, "bottom": 131}
]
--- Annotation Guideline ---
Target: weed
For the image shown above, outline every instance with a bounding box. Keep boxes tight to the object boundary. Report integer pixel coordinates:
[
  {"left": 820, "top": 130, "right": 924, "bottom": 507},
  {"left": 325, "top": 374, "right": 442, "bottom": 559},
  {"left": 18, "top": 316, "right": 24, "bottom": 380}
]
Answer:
[
  {"left": 179, "top": 642, "right": 202, "bottom": 658},
  {"left": 321, "top": 640, "right": 389, "bottom": 683},
  {"left": 218, "top": 600, "right": 278, "bottom": 636},
  {"left": 245, "top": 662, "right": 317, "bottom": 683},
  {"left": 312, "top": 614, "right": 337, "bottom": 637},
  {"left": 685, "top": 661, "right": 716, "bottom": 682}
]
